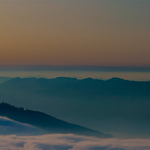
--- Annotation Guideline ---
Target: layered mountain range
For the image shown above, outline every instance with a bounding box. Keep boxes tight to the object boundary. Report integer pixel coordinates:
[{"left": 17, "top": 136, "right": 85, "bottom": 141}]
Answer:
[{"left": 0, "top": 77, "right": 150, "bottom": 138}]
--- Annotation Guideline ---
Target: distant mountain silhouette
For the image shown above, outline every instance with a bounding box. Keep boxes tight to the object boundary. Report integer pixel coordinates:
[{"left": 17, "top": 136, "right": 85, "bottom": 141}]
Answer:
[
  {"left": 0, "top": 77, "right": 150, "bottom": 138},
  {"left": 0, "top": 76, "right": 12, "bottom": 84},
  {"left": 0, "top": 102, "right": 112, "bottom": 138},
  {"left": 1, "top": 76, "right": 150, "bottom": 97}
]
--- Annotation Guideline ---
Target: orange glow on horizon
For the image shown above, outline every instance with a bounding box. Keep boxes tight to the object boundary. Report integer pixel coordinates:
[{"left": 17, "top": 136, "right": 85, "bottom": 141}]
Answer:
[{"left": 0, "top": 1, "right": 150, "bottom": 67}]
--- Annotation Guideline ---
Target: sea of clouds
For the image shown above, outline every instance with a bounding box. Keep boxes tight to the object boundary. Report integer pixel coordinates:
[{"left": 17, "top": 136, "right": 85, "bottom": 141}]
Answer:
[
  {"left": 0, "top": 117, "right": 150, "bottom": 150},
  {"left": 0, "top": 134, "right": 150, "bottom": 150}
]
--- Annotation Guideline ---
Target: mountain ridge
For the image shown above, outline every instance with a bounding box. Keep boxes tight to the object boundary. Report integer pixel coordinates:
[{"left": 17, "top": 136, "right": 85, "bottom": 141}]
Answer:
[
  {"left": 0, "top": 102, "right": 112, "bottom": 138},
  {"left": 0, "top": 77, "right": 150, "bottom": 138}
]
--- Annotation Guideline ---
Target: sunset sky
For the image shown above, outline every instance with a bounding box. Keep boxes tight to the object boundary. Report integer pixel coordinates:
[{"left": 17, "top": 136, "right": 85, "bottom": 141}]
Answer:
[{"left": 0, "top": 0, "right": 150, "bottom": 67}]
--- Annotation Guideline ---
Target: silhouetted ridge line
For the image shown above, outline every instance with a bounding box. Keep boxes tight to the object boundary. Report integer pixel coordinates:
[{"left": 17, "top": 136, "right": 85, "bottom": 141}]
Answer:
[
  {"left": 1, "top": 77, "right": 150, "bottom": 138},
  {"left": 0, "top": 102, "right": 112, "bottom": 138}
]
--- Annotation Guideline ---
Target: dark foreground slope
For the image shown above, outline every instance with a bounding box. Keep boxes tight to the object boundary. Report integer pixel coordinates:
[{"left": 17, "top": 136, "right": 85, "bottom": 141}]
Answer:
[{"left": 0, "top": 102, "right": 112, "bottom": 138}]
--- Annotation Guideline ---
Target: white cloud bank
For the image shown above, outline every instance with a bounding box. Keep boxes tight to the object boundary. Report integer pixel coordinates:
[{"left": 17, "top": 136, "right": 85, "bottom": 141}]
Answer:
[{"left": 0, "top": 134, "right": 150, "bottom": 150}]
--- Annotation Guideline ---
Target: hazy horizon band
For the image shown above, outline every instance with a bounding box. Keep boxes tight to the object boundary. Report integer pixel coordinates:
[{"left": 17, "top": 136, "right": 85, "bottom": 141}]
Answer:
[{"left": 0, "top": 70, "right": 150, "bottom": 81}]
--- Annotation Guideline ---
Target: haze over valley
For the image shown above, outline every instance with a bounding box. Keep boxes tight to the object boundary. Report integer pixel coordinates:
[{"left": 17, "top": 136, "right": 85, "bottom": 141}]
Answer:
[{"left": 0, "top": 76, "right": 150, "bottom": 138}]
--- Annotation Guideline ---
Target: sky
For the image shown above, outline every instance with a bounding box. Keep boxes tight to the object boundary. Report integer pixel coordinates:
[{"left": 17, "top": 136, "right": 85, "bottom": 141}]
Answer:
[{"left": 0, "top": 0, "right": 150, "bottom": 67}]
